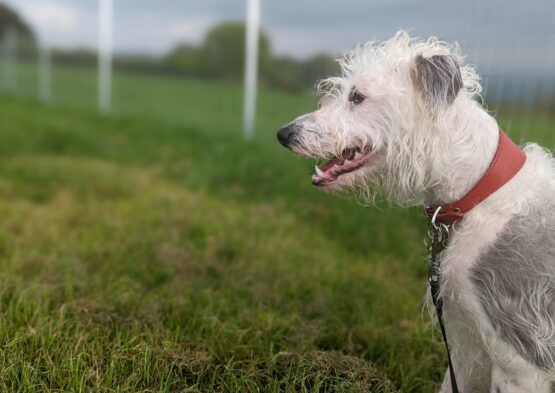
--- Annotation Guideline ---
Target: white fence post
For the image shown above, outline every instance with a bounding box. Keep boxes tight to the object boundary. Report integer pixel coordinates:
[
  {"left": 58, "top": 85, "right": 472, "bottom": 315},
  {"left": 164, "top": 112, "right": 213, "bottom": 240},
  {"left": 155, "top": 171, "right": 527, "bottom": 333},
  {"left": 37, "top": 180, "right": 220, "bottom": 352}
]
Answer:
[
  {"left": 98, "top": 0, "right": 113, "bottom": 113},
  {"left": 38, "top": 43, "right": 52, "bottom": 102},
  {"left": 243, "top": 0, "right": 260, "bottom": 140}
]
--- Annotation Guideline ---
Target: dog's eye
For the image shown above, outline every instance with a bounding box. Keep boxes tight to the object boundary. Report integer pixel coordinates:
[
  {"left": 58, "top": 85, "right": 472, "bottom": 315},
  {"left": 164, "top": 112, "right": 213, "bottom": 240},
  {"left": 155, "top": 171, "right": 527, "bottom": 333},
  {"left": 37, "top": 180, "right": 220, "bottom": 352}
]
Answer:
[{"left": 348, "top": 90, "right": 366, "bottom": 105}]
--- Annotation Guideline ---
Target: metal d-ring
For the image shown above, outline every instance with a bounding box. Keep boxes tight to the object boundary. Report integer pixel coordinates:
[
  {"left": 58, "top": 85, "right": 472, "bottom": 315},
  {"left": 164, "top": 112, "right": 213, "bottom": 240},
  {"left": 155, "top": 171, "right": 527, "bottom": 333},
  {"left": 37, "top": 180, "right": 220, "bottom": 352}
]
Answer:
[{"left": 430, "top": 206, "right": 442, "bottom": 230}]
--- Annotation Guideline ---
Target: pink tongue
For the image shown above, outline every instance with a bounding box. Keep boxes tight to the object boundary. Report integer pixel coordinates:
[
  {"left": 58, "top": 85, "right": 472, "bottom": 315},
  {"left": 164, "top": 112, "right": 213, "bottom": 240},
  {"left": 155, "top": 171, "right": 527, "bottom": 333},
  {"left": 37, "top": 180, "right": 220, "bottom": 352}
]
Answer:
[{"left": 320, "top": 158, "right": 344, "bottom": 172}]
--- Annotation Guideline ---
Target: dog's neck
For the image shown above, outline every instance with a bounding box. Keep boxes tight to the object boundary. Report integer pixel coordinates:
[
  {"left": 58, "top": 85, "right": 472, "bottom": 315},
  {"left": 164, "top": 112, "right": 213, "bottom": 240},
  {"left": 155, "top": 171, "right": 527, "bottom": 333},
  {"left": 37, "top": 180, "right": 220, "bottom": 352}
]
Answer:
[{"left": 424, "top": 100, "right": 501, "bottom": 206}]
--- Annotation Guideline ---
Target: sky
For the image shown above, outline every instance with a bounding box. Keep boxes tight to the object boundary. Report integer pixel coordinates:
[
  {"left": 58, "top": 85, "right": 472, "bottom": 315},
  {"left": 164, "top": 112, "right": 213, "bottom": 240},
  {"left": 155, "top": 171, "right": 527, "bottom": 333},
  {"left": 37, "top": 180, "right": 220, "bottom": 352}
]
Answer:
[{"left": 2, "top": 0, "right": 555, "bottom": 77}]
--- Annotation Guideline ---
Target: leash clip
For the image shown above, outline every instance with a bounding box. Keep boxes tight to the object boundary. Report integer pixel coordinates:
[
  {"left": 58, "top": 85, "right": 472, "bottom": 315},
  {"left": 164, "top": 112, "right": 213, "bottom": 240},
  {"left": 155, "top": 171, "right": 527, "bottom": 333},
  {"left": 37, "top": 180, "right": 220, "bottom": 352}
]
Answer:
[{"left": 427, "top": 207, "right": 450, "bottom": 252}]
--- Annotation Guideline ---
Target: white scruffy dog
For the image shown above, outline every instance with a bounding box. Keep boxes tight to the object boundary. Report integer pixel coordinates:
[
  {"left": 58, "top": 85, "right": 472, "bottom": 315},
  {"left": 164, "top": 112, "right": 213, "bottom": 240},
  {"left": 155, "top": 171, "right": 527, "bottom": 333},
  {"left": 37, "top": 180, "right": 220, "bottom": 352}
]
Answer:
[{"left": 277, "top": 31, "right": 555, "bottom": 392}]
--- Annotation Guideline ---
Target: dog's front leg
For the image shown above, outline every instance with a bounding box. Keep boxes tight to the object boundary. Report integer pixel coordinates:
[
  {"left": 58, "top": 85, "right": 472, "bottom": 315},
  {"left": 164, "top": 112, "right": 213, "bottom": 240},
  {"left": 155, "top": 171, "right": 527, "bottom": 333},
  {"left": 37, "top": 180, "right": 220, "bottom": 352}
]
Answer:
[
  {"left": 490, "top": 360, "right": 552, "bottom": 393},
  {"left": 439, "top": 369, "right": 455, "bottom": 393},
  {"left": 438, "top": 366, "right": 472, "bottom": 393},
  {"left": 438, "top": 369, "right": 475, "bottom": 393}
]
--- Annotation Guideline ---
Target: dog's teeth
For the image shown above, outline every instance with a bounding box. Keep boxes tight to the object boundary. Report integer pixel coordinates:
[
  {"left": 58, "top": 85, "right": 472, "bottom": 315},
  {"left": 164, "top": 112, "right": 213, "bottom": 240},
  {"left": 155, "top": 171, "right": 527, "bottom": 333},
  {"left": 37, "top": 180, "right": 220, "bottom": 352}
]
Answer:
[
  {"left": 314, "top": 166, "right": 324, "bottom": 176},
  {"left": 354, "top": 152, "right": 362, "bottom": 160}
]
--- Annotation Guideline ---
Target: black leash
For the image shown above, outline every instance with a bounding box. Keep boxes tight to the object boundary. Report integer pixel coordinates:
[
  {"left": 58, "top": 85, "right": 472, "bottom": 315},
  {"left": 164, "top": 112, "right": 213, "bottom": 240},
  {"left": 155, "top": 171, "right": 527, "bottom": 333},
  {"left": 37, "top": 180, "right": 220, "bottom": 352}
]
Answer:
[{"left": 427, "top": 210, "right": 460, "bottom": 393}]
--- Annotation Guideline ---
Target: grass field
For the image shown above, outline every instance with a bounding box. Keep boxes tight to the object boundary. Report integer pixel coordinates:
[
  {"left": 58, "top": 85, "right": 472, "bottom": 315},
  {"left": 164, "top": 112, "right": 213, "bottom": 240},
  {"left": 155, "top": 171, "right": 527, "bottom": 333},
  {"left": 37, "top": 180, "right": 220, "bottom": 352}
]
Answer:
[{"left": 0, "top": 64, "right": 553, "bottom": 392}]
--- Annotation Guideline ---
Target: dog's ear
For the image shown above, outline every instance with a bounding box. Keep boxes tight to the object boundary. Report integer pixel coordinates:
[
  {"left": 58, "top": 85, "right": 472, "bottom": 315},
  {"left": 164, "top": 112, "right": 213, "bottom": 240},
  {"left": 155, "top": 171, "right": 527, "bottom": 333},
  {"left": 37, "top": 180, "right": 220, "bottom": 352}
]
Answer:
[{"left": 412, "top": 54, "right": 463, "bottom": 109}]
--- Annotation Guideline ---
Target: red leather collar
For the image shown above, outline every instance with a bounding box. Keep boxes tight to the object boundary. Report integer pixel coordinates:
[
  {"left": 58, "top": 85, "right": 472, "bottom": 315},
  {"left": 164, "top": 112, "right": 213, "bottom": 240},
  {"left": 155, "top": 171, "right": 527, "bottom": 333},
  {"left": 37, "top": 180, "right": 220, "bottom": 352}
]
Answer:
[{"left": 425, "top": 128, "right": 526, "bottom": 226}]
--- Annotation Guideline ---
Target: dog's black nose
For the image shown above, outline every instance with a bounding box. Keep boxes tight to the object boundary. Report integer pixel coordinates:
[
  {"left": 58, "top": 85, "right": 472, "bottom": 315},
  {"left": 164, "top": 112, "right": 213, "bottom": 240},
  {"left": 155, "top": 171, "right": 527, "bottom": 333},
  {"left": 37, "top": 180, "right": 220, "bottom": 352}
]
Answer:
[{"left": 277, "top": 125, "right": 295, "bottom": 147}]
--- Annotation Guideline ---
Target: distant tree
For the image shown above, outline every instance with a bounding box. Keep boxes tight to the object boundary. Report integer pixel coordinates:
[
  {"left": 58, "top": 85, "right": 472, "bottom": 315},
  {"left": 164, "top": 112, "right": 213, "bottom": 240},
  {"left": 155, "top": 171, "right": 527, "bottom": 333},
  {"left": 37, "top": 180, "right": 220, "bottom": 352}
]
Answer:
[
  {"left": 0, "top": 4, "right": 34, "bottom": 40},
  {"left": 265, "top": 56, "right": 304, "bottom": 92},
  {"left": 0, "top": 3, "right": 36, "bottom": 59},
  {"left": 52, "top": 48, "right": 96, "bottom": 67},
  {"left": 264, "top": 54, "right": 340, "bottom": 92},
  {"left": 165, "top": 44, "right": 208, "bottom": 77},
  {"left": 202, "top": 21, "right": 272, "bottom": 80},
  {"left": 300, "top": 53, "right": 340, "bottom": 87}
]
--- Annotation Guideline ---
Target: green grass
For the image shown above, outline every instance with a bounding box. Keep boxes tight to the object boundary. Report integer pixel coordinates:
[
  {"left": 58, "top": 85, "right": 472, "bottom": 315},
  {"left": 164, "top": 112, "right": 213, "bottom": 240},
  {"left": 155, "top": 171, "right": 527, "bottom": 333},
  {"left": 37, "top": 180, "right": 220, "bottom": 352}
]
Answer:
[{"left": 0, "top": 64, "right": 553, "bottom": 392}]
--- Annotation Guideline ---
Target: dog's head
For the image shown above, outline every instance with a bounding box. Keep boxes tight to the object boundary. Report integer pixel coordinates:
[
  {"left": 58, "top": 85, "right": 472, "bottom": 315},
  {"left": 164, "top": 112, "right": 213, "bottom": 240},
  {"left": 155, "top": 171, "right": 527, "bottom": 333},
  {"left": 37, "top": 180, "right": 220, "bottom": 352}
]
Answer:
[{"left": 277, "top": 31, "right": 481, "bottom": 204}]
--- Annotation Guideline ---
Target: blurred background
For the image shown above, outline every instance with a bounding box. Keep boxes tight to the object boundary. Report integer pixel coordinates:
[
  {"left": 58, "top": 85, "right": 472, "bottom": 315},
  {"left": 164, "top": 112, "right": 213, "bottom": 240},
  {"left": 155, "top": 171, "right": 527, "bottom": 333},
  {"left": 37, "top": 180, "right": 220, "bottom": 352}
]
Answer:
[{"left": 0, "top": 1, "right": 553, "bottom": 392}]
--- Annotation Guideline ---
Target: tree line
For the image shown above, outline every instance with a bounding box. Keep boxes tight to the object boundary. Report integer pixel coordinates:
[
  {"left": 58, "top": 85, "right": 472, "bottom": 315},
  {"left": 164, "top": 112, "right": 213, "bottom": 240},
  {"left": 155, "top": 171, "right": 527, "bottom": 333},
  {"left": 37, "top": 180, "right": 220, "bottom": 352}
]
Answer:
[
  {"left": 1, "top": 2, "right": 338, "bottom": 93},
  {"left": 58, "top": 22, "right": 340, "bottom": 93}
]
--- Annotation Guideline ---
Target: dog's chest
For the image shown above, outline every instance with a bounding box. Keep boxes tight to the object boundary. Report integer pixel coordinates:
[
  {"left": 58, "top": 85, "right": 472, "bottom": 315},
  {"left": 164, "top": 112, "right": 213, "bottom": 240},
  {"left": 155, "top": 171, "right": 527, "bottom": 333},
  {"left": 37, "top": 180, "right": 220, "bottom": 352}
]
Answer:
[
  {"left": 436, "top": 197, "right": 555, "bottom": 373},
  {"left": 438, "top": 209, "right": 512, "bottom": 300},
  {"left": 426, "top": 208, "right": 517, "bottom": 388}
]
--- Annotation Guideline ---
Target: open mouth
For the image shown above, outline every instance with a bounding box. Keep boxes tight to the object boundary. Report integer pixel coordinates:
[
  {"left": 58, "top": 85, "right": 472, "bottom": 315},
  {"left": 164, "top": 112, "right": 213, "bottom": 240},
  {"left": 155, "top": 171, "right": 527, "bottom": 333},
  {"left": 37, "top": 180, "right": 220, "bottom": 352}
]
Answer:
[{"left": 312, "top": 146, "right": 373, "bottom": 186}]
